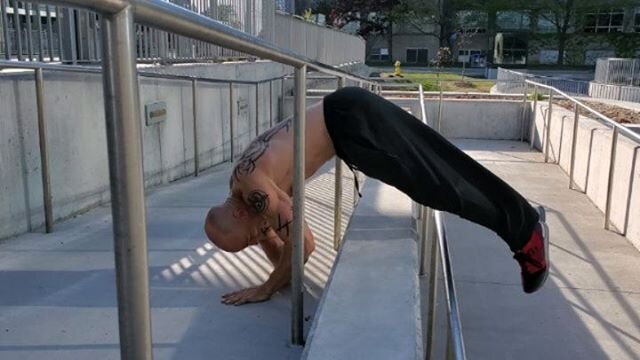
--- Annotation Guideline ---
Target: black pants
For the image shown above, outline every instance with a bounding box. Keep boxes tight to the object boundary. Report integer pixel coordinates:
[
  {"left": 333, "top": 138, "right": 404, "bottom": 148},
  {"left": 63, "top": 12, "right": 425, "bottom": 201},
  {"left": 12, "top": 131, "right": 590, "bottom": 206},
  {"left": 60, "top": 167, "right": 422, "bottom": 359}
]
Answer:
[{"left": 323, "top": 87, "right": 538, "bottom": 251}]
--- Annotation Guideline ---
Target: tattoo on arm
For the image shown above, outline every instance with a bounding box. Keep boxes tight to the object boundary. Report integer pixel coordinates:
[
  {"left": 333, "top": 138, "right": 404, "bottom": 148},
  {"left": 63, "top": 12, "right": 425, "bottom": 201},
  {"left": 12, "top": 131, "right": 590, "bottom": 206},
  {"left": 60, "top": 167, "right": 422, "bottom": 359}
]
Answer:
[
  {"left": 275, "top": 214, "right": 292, "bottom": 237},
  {"left": 248, "top": 190, "right": 269, "bottom": 214}
]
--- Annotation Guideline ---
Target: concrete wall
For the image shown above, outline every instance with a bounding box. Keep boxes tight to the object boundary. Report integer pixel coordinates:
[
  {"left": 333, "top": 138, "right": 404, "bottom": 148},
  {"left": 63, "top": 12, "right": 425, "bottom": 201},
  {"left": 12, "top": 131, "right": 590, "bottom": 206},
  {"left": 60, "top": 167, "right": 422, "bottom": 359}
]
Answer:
[
  {"left": 273, "top": 13, "right": 365, "bottom": 65},
  {"left": 589, "top": 82, "right": 640, "bottom": 103},
  {"left": 0, "top": 62, "right": 289, "bottom": 240},
  {"left": 531, "top": 101, "right": 640, "bottom": 251},
  {"left": 392, "top": 34, "right": 440, "bottom": 64},
  {"left": 391, "top": 98, "right": 526, "bottom": 140}
]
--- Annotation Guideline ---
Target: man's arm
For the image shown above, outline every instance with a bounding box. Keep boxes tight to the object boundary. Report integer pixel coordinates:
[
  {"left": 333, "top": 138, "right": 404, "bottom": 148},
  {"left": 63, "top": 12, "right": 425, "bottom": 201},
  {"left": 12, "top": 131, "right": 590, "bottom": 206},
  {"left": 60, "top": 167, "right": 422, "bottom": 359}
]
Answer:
[
  {"left": 259, "top": 221, "right": 315, "bottom": 294},
  {"left": 222, "top": 203, "right": 315, "bottom": 306}
]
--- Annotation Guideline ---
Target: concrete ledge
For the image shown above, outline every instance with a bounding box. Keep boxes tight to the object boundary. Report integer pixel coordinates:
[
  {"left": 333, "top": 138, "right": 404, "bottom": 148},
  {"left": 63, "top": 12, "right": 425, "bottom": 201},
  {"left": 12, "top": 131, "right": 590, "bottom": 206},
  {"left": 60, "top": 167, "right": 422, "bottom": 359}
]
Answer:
[
  {"left": 389, "top": 98, "right": 527, "bottom": 140},
  {"left": 302, "top": 180, "right": 423, "bottom": 360}
]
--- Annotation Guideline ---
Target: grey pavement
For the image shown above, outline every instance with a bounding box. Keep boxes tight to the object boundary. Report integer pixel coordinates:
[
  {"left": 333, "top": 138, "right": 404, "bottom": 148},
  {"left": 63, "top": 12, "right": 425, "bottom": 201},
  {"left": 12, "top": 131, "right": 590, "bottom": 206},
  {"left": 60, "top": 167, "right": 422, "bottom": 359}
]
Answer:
[
  {"left": 444, "top": 140, "right": 640, "bottom": 360},
  {"left": 0, "top": 161, "right": 357, "bottom": 360}
]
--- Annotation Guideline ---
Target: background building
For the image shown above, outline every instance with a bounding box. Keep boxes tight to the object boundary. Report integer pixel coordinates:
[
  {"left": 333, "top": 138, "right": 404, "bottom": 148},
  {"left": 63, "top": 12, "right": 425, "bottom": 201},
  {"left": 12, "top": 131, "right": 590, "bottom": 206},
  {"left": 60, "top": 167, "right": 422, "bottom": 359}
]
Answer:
[{"left": 362, "top": 1, "right": 640, "bottom": 67}]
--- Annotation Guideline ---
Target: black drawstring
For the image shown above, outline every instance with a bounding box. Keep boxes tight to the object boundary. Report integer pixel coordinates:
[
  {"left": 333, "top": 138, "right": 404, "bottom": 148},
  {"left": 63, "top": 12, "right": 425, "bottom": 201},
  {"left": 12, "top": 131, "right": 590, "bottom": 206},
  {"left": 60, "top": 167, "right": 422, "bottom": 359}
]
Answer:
[{"left": 346, "top": 162, "right": 363, "bottom": 198}]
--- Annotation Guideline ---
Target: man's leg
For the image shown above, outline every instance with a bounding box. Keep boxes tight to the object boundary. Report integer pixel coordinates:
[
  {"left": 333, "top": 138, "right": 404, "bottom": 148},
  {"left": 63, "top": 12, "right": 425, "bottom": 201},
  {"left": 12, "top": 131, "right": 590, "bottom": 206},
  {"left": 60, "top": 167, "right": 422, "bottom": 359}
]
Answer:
[{"left": 323, "top": 87, "right": 549, "bottom": 293}]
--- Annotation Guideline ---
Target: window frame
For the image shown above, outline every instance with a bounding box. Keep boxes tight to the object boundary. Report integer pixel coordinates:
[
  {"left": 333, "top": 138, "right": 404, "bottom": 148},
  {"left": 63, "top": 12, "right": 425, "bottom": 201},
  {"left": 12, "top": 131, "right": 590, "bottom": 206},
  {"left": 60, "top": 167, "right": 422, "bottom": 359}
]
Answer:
[{"left": 583, "top": 8, "right": 624, "bottom": 33}]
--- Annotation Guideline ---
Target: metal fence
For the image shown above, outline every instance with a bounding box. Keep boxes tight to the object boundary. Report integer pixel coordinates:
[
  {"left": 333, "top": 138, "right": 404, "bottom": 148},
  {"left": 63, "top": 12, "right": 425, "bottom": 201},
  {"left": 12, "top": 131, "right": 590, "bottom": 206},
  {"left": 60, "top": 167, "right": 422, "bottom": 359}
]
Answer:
[
  {"left": 0, "top": 0, "right": 274, "bottom": 63},
  {"left": 595, "top": 58, "right": 640, "bottom": 86},
  {"left": 521, "top": 80, "right": 640, "bottom": 233},
  {"left": 497, "top": 68, "right": 590, "bottom": 96}
]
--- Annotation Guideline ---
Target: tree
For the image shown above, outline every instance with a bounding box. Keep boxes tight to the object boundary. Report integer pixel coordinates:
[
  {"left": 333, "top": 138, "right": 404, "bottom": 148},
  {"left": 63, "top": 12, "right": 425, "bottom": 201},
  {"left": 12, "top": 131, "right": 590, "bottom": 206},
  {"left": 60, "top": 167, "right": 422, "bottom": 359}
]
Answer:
[
  {"left": 466, "top": 0, "right": 638, "bottom": 65},
  {"left": 453, "top": 10, "right": 482, "bottom": 78},
  {"left": 529, "top": 0, "right": 636, "bottom": 65},
  {"left": 312, "top": 0, "right": 398, "bottom": 36},
  {"left": 312, "top": 0, "right": 399, "bottom": 61},
  {"left": 389, "top": 0, "right": 456, "bottom": 47}
]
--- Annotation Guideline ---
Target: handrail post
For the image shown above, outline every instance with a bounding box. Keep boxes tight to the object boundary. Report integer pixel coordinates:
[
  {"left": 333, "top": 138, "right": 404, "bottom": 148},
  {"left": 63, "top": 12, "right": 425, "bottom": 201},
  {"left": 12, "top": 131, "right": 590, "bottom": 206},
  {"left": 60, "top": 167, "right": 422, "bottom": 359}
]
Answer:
[
  {"left": 1, "top": 0, "right": 10, "bottom": 60},
  {"left": 229, "top": 82, "right": 235, "bottom": 160},
  {"left": 418, "top": 206, "right": 428, "bottom": 276},
  {"left": 334, "top": 77, "right": 346, "bottom": 251},
  {"left": 26, "top": 2, "right": 33, "bottom": 60},
  {"left": 35, "top": 68, "right": 54, "bottom": 233},
  {"left": 280, "top": 76, "right": 285, "bottom": 121},
  {"left": 530, "top": 84, "right": 538, "bottom": 149},
  {"left": 438, "top": 81, "right": 443, "bottom": 132},
  {"left": 291, "top": 65, "right": 307, "bottom": 346},
  {"left": 426, "top": 208, "right": 439, "bottom": 360},
  {"left": 605, "top": 127, "right": 619, "bottom": 230},
  {"left": 12, "top": 0, "right": 23, "bottom": 61},
  {"left": 418, "top": 84, "right": 428, "bottom": 127},
  {"left": 255, "top": 82, "right": 260, "bottom": 135},
  {"left": 100, "top": 8, "right": 153, "bottom": 360},
  {"left": 192, "top": 79, "right": 199, "bottom": 176},
  {"left": 544, "top": 90, "right": 553, "bottom": 162},
  {"left": 569, "top": 104, "right": 580, "bottom": 189},
  {"left": 269, "top": 80, "right": 273, "bottom": 127},
  {"left": 520, "top": 81, "right": 528, "bottom": 142}
]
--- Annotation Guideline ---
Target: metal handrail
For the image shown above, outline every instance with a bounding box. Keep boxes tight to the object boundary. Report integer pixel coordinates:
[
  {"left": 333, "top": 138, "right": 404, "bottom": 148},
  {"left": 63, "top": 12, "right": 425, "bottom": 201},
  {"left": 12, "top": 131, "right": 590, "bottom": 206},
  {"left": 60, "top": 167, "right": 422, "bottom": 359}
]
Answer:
[
  {"left": 414, "top": 84, "right": 466, "bottom": 360},
  {"left": 51, "top": 0, "right": 372, "bottom": 84},
  {"left": 0, "top": 59, "right": 294, "bottom": 85},
  {"left": 524, "top": 79, "right": 640, "bottom": 143},
  {"left": 434, "top": 210, "right": 467, "bottom": 360},
  {"left": 11, "top": 0, "right": 381, "bottom": 358},
  {"left": 523, "top": 79, "right": 640, "bottom": 231}
]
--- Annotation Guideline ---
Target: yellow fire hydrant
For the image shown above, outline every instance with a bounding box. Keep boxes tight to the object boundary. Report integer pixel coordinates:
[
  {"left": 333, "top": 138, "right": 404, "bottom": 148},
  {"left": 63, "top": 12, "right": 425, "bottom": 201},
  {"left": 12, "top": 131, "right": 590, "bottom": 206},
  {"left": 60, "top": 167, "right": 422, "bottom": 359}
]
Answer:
[{"left": 394, "top": 60, "right": 401, "bottom": 76}]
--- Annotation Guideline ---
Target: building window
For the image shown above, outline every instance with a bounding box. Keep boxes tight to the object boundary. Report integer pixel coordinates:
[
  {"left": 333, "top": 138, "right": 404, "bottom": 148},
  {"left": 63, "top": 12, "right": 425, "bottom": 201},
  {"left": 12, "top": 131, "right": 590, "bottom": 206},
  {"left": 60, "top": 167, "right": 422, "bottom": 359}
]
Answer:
[
  {"left": 368, "top": 48, "right": 390, "bottom": 62},
  {"left": 406, "top": 48, "right": 428, "bottom": 64},
  {"left": 457, "top": 49, "right": 481, "bottom": 63},
  {"left": 584, "top": 9, "right": 624, "bottom": 33},
  {"left": 635, "top": 8, "right": 640, "bottom": 32},
  {"left": 504, "top": 36, "right": 527, "bottom": 64}
]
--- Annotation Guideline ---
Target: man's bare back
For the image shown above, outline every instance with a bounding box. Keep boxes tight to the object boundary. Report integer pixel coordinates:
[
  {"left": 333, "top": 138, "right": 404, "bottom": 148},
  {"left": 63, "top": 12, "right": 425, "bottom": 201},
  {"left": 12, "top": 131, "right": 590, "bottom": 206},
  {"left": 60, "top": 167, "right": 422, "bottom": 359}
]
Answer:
[{"left": 230, "top": 101, "right": 335, "bottom": 195}]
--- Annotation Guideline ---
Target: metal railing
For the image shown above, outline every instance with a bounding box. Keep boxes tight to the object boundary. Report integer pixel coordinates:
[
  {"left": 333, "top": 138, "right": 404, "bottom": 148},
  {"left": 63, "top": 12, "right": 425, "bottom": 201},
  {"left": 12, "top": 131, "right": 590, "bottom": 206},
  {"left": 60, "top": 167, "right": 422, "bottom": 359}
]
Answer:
[
  {"left": 0, "top": 58, "right": 301, "bottom": 234},
  {"left": 523, "top": 79, "right": 640, "bottom": 232},
  {"left": 497, "top": 67, "right": 590, "bottom": 96},
  {"left": 595, "top": 58, "right": 640, "bottom": 86},
  {"left": 0, "top": 0, "right": 272, "bottom": 63},
  {"left": 0, "top": 0, "right": 381, "bottom": 358},
  {"left": 414, "top": 84, "right": 467, "bottom": 360}
]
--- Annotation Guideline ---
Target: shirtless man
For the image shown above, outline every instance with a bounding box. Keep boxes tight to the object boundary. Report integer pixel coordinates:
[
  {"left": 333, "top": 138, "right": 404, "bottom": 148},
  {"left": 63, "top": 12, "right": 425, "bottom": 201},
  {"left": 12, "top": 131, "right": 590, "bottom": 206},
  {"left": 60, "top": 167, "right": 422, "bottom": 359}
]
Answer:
[{"left": 204, "top": 87, "right": 549, "bottom": 306}]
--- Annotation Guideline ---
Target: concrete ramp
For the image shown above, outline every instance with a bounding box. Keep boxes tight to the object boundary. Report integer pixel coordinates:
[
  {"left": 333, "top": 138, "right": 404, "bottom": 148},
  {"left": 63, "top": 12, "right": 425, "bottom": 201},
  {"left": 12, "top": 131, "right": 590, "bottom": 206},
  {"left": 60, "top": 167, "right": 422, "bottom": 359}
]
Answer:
[
  {"left": 303, "top": 180, "right": 422, "bottom": 360},
  {"left": 448, "top": 140, "right": 640, "bottom": 360}
]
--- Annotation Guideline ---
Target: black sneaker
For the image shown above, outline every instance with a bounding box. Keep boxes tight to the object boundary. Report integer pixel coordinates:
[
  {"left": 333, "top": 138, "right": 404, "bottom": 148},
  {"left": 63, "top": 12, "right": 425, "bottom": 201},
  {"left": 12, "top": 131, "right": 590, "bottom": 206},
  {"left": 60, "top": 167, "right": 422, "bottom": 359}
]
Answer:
[{"left": 513, "top": 206, "right": 549, "bottom": 294}]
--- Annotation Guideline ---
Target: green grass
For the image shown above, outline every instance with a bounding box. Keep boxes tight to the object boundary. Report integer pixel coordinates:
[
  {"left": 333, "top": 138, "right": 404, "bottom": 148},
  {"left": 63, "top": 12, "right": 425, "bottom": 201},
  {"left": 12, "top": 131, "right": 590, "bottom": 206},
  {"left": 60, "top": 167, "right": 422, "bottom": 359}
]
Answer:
[{"left": 383, "top": 72, "right": 496, "bottom": 93}]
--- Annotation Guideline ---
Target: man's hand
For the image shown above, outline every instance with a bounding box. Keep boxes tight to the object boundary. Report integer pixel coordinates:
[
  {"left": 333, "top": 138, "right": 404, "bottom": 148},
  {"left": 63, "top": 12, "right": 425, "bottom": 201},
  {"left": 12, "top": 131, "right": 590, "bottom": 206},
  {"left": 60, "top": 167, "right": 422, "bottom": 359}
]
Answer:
[{"left": 221, "top": 285, "right": 273, "bottom": 306}]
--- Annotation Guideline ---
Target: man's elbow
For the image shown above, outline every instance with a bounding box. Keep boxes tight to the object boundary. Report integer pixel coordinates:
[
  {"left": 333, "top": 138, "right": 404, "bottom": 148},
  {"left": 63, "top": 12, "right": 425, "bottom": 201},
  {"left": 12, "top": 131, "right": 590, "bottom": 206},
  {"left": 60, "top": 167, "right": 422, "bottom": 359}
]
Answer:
[{"left": 303, "top": 239, "right": 316, "bottom": 263}]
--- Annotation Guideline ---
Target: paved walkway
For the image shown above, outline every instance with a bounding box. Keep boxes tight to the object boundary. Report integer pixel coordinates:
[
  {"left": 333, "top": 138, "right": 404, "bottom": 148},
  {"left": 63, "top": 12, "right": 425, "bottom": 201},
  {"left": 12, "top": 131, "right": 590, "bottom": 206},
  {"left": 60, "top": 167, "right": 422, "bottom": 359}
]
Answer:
[
  {"left": 0, "top": 162, "right": 356, "bottom": 360},
  {"left": 3, "top": 138, "right": 640, "bottom": 359},
  {"left": 443, "top": 140, "right": 640, "bottom": 360}
]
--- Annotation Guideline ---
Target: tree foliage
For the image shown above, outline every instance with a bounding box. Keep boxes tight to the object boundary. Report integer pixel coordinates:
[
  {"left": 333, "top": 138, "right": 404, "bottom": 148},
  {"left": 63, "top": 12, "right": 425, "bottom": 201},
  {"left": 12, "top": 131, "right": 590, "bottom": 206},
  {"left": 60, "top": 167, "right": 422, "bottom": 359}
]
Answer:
[{"left": 311, "top": 0, "right": 399, "bottom": 38}]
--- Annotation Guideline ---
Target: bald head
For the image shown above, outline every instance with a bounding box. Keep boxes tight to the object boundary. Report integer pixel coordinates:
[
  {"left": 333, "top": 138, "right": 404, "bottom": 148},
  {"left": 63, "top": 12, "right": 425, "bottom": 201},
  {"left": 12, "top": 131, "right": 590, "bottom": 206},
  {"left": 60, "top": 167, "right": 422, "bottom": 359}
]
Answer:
[{"left": 204, "top": 200, "right": 259, "bottom": 253}]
